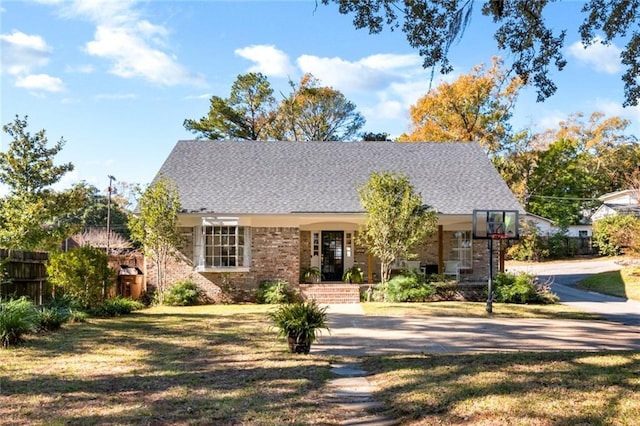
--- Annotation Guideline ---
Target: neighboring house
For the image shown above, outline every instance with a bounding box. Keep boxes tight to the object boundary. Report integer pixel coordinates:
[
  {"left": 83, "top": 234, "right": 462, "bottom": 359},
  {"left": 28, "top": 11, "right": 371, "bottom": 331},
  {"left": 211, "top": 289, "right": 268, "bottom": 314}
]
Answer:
[
  {"left": 592, "top": 189, "right": 640, "bottom": 222},
  {"left": 149, "top": 140, "right": 524, "bottom": 302},
  {"left": 524, "top": 213, "right": 592, "bottom": 238}
]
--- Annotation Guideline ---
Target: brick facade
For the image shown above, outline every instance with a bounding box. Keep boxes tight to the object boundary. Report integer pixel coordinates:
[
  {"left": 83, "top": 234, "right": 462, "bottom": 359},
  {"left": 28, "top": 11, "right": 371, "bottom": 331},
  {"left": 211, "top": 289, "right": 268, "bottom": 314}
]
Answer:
[
  {"left": 144, "top": 224, "right": 499, "bottom": 303},
  {"left": 145, "top": 226, "right": 300, "bottom": 303}
]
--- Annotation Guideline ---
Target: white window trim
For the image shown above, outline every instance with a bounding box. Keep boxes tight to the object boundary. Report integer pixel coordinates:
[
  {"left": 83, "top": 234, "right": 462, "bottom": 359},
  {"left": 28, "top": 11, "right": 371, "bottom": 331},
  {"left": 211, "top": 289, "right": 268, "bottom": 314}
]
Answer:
[{"left": 194, "top": 218, "right": 251, "bottom": 272}]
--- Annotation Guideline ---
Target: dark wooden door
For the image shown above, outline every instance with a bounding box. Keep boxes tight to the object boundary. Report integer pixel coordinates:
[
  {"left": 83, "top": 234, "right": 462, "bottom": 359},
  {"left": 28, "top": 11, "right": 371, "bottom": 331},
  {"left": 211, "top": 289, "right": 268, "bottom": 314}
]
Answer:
[{"left": 321, "top": 231, "right": 344, "bottom": 281}]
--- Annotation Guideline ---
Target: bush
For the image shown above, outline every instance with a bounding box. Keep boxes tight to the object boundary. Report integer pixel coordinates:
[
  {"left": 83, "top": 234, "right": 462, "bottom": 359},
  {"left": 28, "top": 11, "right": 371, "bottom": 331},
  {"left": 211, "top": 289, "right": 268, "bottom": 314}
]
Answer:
[
  {"left": 46, "top": 246, "right": 115, "bottom": 310},
  {"left": 37, "top": 306, "right": 69, "bottom": 331},
  {"left": 377, "top": 269, "right": 436, "bottom": 302},
  {"left": 593, "top": 214, "right": 640, "bottom": 256},
  {"left": 91, "top": 296, "right": 144, "bottom": 317},
  {"left": 493, "top": 272, "right": 558, "bottom": 304},
  {"left": 163, "top": 279, "right": 203, "bottom": 306},
  {"left": 0, "top": 297, "right": 39, "bottom": 348},
  {"left": 257, "top": 280, "right": 301, "bottom": 304},
  {"left": 268, "top": 300, "right": 329, "bottom": 353},
  {"left": 506, "top": 223, "right": 549, "bottom": 261}
]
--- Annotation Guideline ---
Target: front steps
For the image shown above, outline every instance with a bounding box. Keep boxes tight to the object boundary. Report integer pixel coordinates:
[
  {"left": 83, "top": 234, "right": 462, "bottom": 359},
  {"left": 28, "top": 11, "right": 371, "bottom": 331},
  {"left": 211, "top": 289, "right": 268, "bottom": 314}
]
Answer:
[{"left": 299, "top": 283, "right": 361, "bottom": 304}]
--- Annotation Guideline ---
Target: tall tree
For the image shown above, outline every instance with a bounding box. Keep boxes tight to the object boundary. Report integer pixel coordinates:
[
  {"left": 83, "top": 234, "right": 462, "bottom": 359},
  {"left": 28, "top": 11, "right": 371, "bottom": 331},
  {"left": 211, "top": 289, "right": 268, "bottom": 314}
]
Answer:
[
  {"left": 322, "top": 0, "right": 640, "bottom": 106},
  {"left": 400, "top": 57, "right": 522, "bottom": 155},
  {"left": 357, "top": 171, "right": 437, "bottom": 287},
  {"left": 184, "top": 72, "right": 277, "bottom": 140},
  {"left": 0, "top": 116, "right": 91, "bottom": 250},
  {"left": 269, "top": 74, "right": 366, "bottom": 141},
  {"left": 496, "top": 111, "right": 637, "bottom": 224},
  {"left": 128, "top": 177, "right": 182, "bottom": 304}
]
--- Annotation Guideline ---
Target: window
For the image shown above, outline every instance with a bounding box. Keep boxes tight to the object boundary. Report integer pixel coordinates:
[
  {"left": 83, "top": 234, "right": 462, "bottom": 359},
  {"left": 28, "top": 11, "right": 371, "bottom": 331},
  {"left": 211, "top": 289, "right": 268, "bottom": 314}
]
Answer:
[
  {"left": 579, "top": 230, "right": 588, "bottom": 238},
  {"left": 204, "top": 226, "right": 247, "bottom": 267}
]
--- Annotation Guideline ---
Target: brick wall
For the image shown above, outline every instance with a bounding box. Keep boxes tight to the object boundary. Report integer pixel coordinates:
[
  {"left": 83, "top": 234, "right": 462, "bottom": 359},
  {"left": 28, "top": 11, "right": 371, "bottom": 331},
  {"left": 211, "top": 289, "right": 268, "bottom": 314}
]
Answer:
[{"left": 146, "top": 226, "right": 300, "bottom": 303}]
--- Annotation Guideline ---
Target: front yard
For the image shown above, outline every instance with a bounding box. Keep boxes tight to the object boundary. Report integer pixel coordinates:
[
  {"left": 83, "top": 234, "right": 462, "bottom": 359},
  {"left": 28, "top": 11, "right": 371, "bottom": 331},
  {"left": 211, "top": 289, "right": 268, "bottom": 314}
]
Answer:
[{"left": 1, "top": 303, "right": 639, "bottom": 425}]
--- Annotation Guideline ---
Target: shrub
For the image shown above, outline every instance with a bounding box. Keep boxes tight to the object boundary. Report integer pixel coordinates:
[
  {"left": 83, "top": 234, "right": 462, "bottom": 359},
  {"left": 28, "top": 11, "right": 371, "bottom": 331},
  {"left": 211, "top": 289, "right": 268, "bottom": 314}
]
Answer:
[
  {"left": 268, "top": 300, "right": 329, "bottom": 354},
  {"left": 257, "top": 280, "right": 301, "bottom": 304},
  {"left": 91, "top": 296, "right": 144, "bottom": 317},
  {"left": 378, "top": 269, "right": 436, "bottom": 302},
  {"left": 493, "top": 272, "right": 558, "bottom": 304},
  {"left": 37, "top": 306, "right": 69, "bottom": 331},
  {"left": 0, "top": 297, "right": 39, "bottom": 348},
  {"left": 593, "top": 214, "right": 640, "bottom": 256},
  {"left": 506, "top": 223, "right": 549, "bottom": 261},
  {"left": 46, "top": 246, "right": 115, "bottom": 310},
  {"left": 163, "top": 279, "right": 203, "bottom": 306}
]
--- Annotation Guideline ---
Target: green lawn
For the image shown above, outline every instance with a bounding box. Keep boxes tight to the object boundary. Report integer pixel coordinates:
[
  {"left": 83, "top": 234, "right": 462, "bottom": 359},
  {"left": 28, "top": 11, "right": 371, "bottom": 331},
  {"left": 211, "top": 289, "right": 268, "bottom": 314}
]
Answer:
[
  {"left": 579, "top": 267, "right": 640, "bottom": 301},
  {"left": 1, "top": 303, "right": 638, "bottom": 425}
]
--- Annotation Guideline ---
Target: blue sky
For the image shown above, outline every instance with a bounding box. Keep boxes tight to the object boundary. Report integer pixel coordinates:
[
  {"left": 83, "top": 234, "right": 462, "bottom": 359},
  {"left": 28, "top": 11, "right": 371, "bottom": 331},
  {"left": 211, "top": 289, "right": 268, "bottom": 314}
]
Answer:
[{"left": 1, "top": 0, "right": 638, "bottom": 197}]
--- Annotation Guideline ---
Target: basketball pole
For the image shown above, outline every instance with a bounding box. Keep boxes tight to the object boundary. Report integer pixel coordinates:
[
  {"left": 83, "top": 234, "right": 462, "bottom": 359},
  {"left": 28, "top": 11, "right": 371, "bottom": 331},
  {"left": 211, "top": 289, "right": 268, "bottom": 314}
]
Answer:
[{"left": 487, "top": 237, "right": 494, "bottom": 313}]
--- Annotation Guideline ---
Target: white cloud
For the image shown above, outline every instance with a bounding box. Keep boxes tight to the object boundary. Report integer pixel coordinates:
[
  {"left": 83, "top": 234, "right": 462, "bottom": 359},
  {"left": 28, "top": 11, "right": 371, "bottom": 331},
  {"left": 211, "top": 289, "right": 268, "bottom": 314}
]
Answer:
[
  {"left": 234, "top": 45, "right": 296, "bottom": 78},
  {"left": 568, "top": 36, "right": 622, "bottom": 74},
  {"left": 594, "top": 99, "right": 640, "bottom": 135},
  {"left": 15, "top": 74, "right": 64, "bottom": 92},
  {"left": 296, "top": 53, "right": 422, "bottom": 93},
  {"left": 0, "top": 31, "right": 51, "bottom": 75},
  {"left": 85, "top": 25, "right": 202, "bottom": 86},
  {"left": 40, "top": 0, "right": 205, "bottom": 87}
]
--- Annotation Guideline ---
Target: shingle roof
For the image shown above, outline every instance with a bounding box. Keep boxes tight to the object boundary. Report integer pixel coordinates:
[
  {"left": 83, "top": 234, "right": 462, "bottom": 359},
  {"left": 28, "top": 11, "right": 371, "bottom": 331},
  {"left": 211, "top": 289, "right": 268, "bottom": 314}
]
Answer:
[{"left": 154, "top": 140, "right": 524, "bottom": 215}]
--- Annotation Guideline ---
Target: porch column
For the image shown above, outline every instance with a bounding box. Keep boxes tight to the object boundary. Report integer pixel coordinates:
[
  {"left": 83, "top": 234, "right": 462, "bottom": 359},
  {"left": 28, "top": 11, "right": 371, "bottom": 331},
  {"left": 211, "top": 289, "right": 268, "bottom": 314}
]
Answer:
[{"left": 437, "top": 225, "right": 444, "bottom": 274}]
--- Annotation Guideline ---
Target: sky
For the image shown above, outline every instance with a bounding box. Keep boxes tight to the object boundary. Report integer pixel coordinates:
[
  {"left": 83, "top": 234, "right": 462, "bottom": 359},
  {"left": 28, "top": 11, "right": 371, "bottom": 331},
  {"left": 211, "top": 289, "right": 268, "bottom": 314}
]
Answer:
[{"left": 1, "top": 0, "right": 639, "bottom": 198}]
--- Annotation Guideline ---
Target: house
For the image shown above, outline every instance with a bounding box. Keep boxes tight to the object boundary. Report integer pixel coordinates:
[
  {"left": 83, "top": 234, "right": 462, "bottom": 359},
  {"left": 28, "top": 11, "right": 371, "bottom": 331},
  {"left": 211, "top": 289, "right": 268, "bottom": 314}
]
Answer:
[
  {"left": 592, "top": 189, "right": 640, "bottom": 222},
  {"left": 524, "top": 213, "right": 592, "bottom": 238},
  {"left": 149, "top": 140, "right": 524, "bottom": 302}
]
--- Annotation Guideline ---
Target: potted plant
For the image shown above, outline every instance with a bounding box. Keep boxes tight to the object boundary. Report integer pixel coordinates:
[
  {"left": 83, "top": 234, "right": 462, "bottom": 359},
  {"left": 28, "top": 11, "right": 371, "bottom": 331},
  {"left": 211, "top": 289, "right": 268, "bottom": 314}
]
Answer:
[
  {"left": 268, "top": 300, "right": 329, "bottom": 354},
  {"left": 300, "top": 266, "right": 322, "bottom": 283},
  {"left": 342, "top": 265, "right": 364, "bottom": 284}
]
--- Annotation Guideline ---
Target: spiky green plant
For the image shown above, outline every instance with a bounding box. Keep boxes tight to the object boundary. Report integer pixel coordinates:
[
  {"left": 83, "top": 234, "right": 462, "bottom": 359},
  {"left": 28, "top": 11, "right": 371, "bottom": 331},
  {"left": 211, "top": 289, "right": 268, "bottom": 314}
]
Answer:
[
  {"left": 0, "top": 297, "right": 39, "bottom": 348},
  {"left": 268, "top": 301, "right": 329, "bottom": 354}
]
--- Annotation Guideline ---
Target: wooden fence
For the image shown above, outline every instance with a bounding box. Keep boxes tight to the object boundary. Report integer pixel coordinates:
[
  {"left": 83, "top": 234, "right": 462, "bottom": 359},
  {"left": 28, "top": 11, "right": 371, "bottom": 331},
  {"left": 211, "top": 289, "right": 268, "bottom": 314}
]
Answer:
[{"left": 0, "top": 249, "right": 50, "bottom": 304}]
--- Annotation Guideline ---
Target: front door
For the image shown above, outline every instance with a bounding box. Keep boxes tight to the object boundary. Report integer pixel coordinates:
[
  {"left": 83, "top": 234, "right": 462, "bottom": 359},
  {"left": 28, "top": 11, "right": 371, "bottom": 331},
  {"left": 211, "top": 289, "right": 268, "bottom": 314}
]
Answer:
[{"left": 321, "top": 231, "right": 344, "bottom": 281}]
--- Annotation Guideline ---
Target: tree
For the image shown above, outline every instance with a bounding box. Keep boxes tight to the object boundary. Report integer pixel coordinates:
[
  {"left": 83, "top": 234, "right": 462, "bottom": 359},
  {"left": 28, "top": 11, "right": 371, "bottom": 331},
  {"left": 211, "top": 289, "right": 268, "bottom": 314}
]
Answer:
[
  {"left": 184, "top": 72, "right": 277, "bottom": 140},
  {"left": 495, "top": 111, "right": 638, "bottom": 224},
  {"left": 46, "top": 246, "right": 114, "bottom": 309},
  {"left": 269, "top": 74, "right": 366, "bottom": 141},
  {"left": 592, "top": 214, "right": 640, "bottom": 256},
  {"left": 362, "top": 131, "right": 392, "bottom": 141},
  {"left": 128, "top": 177, "right": 182, "bottom": 304},
  {"left": 321, "top": 0, "right": 640, "bottom": 107},
  {"left": 63, "top": 185, "right": 131, "bottom": 240},
  {"left": 0, "top": 116, "right": 91, "bottom": 250},
  {"left": 357, "top": 171, "right": 437, "bottom": 287},
  {"left": 400, "top": 57, "right": 523, "bottom": 156}
]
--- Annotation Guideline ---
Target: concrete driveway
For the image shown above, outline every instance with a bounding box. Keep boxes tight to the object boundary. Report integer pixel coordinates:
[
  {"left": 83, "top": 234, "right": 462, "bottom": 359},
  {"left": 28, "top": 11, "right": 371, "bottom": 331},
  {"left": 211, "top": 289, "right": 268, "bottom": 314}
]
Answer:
[
  {"left": 314, "top": 258, "right": 640, "bottom": 356},
  {"left": 506, "top": 258, "right": 640, "bottom": 326}
]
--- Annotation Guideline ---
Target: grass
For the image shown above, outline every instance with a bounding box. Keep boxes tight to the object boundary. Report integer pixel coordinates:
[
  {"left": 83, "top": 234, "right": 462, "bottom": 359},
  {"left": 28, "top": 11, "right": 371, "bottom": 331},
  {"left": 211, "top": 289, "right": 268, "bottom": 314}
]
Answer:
[
  {"left": 363, "top": 351, "right": 640, "bottom": 425},
  {"left": 1, "top": 303, "right": 637, "bottom": 425},
  {"left": 0, "top": 304, "right": 341, "bottom": 425},
  {"left": 579, "top": 267, "right": 640, "bottom": 301},
  {"left": 361, "top": 301, "right": 602, "bottom": 320}
]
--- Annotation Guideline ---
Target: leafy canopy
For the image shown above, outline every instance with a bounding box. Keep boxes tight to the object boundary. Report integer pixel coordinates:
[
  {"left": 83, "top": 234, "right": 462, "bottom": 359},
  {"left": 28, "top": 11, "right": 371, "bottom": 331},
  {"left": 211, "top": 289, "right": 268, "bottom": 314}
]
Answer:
[
  {"left": 184, "top": 72, "right": 365, "bottom": 141},
  {"left": 184, "top": 72, "right": 277, "bottom": 140},
  {"left": 0, "top": 115, "right": 91, "bottom": 250},
  {"left": 400, "top": 57, "right": 523, "bottom": 156},
  {"left": 128, "top": 177, "right": 182, "bottom": 304},
  {"left": 322, "top": 0, "right": 640, "bottom": 107},
  {"left": 357, "top": 171, "right": 437, "bottom": 285}
]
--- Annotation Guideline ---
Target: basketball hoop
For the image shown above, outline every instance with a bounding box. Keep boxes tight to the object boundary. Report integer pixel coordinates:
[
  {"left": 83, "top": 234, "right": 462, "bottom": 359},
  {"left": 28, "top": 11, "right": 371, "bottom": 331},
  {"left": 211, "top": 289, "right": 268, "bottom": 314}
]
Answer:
[{"left": 472, "top": 210, "right": 521, "bottom": 314}]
